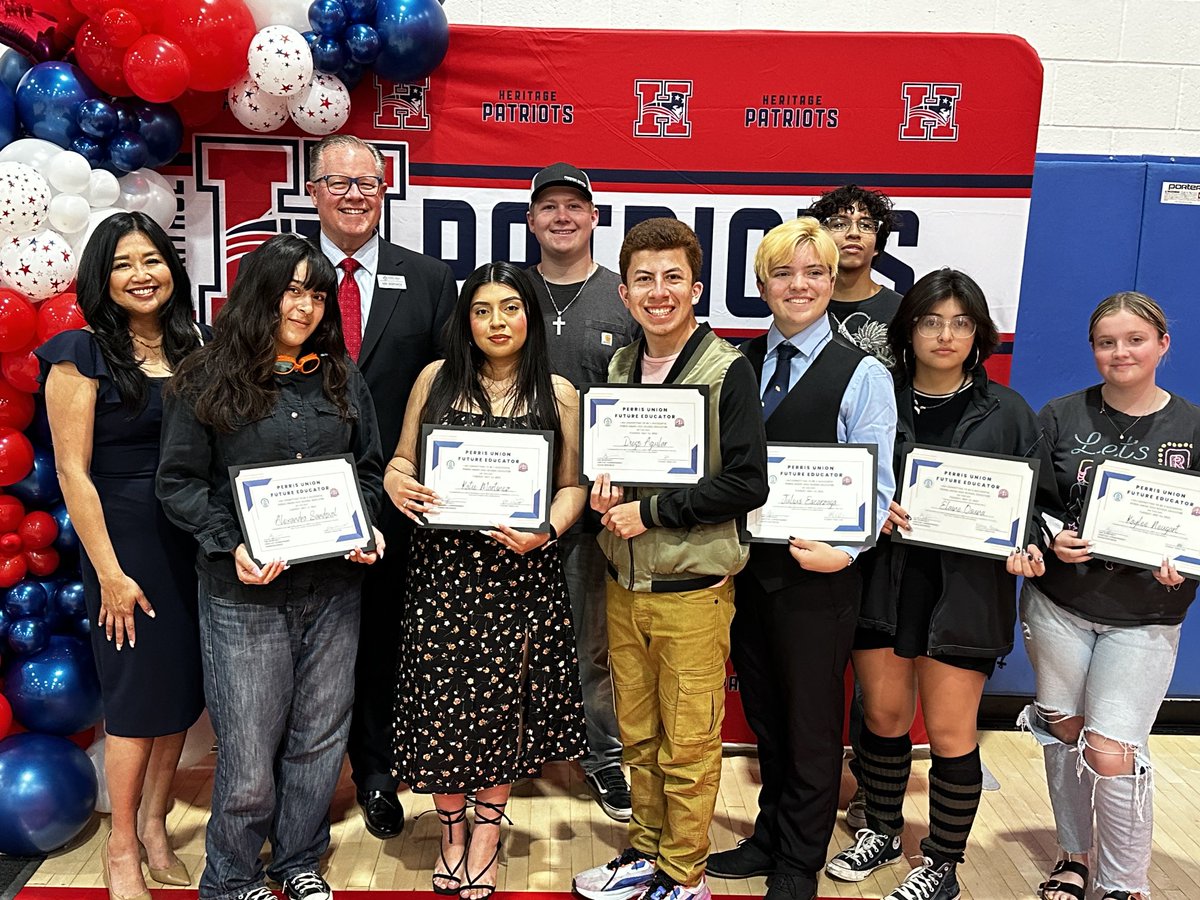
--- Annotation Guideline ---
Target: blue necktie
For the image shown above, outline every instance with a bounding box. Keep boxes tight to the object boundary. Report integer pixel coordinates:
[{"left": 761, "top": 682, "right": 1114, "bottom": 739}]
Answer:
[{"left": 762, "top": 341, "right": 798, "bottom": 420}]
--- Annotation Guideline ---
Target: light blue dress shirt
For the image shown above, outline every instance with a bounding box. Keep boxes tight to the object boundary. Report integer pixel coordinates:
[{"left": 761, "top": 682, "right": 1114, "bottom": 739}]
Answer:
[{"left": 320, "top": 231, "right": 379, "bottom": 342}]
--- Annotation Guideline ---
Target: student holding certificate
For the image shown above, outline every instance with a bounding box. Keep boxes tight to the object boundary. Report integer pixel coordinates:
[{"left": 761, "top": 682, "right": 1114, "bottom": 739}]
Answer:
[
  {"left": 384, "top": 261, "right": 587, "bottom": 900},
  {"left": 1020, "top": 292, "right": 1200, "bottom": 900},
  {"left": 824, "top": 269, "right": 1047, "bottom": 900},
  {"left": 157, "top": 234, "right": 385, "bottom": 900}
]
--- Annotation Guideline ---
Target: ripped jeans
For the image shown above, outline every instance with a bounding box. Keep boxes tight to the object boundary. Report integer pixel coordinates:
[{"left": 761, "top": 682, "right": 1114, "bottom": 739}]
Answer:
[{"left": 1018, "top": 581, "right": 1181, "bottom": 897}]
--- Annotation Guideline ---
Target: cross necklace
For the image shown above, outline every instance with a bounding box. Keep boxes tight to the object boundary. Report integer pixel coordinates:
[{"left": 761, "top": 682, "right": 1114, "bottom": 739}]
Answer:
[{"left": 540, "top": 264, "right": 596, "bottom": 336}]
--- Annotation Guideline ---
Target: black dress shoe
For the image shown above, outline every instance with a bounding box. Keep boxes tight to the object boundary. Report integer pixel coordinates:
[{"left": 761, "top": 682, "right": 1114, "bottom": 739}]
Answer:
[
  {"left": 357, "top": 789, "right": 405, "bottom": 839},
  {"left": 764, "top": 872, "right": 817, "bottom": 900},
  {"left": 706, "top": 839, "right": 775, "bottom": 878}
]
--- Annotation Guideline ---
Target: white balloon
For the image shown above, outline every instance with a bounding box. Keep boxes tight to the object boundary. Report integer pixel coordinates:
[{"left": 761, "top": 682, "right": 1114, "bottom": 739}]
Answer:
[
  {"left": 45, "top": 151, "right": 93, "bottom": 195},
  {"left": 0, "top": 228, "right": 77, "bottom": 299},
  {"left": 179, "top": 710, "right": 216, "bottom": 769},
  {"left": 85, "top": 169, "right": 121, "bottom": 208},
  {"left": 0, "top": 161, "right": 51, "bottom": 236},
  {"left": 48, "top": 193, "right": 91, "bottom": 235},
  {"left": 288, "top": 73, "right": 351, "bottom": 136},
  {"left": 227, "top": 73, "right": 290, "bottom": 133},
  {"left": 242, "top": 0, "right": 310, "bottom": 33},
  {"left": 71, "top": 207, "right": 124, "bottom": 261},
  {"left": 0, "top": 137, "right": 63, "bottom": 173},
  {"left": 117, "top": 169, "right": 178, "bottom": 230},
  {"left": 86, "top": 734, "right": 112, "bottom": 815},
  {"left": 248, "top": 26, "right": 313, "bottom": 97}
]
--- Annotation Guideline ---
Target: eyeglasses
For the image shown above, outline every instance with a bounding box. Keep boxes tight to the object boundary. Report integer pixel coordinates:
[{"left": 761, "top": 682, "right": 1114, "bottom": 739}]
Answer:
[
  {"left": 313, "top": 174, "right": 385, "bottom": 196},
  {"left": 274, "top": 353, "right": 322, "bottom": 375},
  {"left": 914, "top": 315, "right": 977, "bottom": 339},
  {"left": 822, "top": 215, "right": 882, "bottom": 234}
]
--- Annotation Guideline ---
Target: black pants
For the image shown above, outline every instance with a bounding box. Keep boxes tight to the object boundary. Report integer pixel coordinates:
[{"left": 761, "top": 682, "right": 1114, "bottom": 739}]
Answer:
[{"left": 731, "top": 567, "right": 860, "bottom": 882}]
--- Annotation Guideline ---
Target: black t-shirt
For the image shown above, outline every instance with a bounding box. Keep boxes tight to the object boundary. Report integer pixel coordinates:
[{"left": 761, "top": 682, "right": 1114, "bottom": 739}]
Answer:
[
  {"left": 828, "top": 286, "right": 903, "bottom": 366},
  {"left": 1034, "top": 385, "right": 1200, "bottom": 626}
]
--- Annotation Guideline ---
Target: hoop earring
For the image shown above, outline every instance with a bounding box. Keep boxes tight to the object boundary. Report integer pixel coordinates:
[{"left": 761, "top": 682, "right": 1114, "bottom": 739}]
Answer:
[
  {"left": 902, "top": 346, "right": 912, "bottom": 371},
  {"left": 965, "top": 345, "right": 981, "bottom": 372}
]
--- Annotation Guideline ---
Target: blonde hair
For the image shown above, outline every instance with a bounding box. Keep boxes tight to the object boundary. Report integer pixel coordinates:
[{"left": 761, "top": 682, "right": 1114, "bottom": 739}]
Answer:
[
  {"left": 1088, "top": 291, "right": 1168, "bottom": 342},
  {"left": 753, "top": 217, "right": 838, "bottom": 285}
]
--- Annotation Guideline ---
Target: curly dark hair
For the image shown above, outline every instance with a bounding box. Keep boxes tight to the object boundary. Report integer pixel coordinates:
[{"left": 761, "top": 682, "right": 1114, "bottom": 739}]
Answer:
[
  {"left": 807, "top": 184, "right": 896, "bottom": 254},
  {"left": 618, "top": 217, "right": 703, "bottom": 285},
  {"left": 170, "top": 234, "right": 350, "bottom": 432},
  {"left": 75, "top": 212, "right": 202, "bottom": 411}
]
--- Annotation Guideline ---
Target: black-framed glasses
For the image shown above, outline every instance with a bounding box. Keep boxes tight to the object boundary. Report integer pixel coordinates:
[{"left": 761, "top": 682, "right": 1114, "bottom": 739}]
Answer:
[
  {"left": 274, "top": 353, "right": 322, "bottom": 375},
  {"left": 313, "top": 174, "right": 385, "bottom": 196},
  {"left": 914, "top": 315, "right": 977, "bottom": 339},
  {"left": 822, "top": 215, "right": 882, "bottom": 234}
]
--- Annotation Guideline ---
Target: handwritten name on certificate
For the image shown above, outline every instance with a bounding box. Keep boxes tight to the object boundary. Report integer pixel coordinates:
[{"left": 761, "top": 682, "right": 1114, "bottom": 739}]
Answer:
[
  {"left": 231, "top": 454, "right": 375, "bottom": 565},
  {"left": 748, "top": 443, "right": 878, "bottom": 545},
  {"left": 1081, "top": 460, "right": 1200, "bottom": 579},
  {"left": 421, "top": 425, "right": 554, "bottom": 532},
  {"left": 894, "top": 445, "right": 1039, "bottom": 560},
  {"left": 579, "top": 384, "right": 709, "bottom": 486}
]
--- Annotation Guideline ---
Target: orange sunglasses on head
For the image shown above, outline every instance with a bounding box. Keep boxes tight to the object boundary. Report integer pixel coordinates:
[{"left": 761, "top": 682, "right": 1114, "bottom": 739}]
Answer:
[{"left": 273, "top": 353, "right": 322, "bottom": 375}]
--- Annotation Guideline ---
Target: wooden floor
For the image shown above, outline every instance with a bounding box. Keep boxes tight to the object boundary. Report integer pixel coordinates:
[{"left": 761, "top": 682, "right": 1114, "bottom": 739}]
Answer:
[{"left": 25, "top": 730, "right": 1200, "bottom": 899}]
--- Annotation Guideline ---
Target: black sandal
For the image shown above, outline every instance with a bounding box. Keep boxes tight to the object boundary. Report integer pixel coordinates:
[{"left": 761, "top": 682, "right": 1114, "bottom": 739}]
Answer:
[
  {"left": 459, "top": 799, "right": 511, "bottom": 900},
  {"left": 1101, "top": 893, "right": 1135, "bottom": 900},
  {"left": 432, "top": 805, "right": 468, "bottom": 895},
  {"left": 1038, "top": 859, "right": 1088, "bottom": 900}
]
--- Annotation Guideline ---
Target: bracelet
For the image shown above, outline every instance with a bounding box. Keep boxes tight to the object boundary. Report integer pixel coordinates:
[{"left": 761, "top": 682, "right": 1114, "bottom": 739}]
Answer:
[
  {"left": 386, "top": 460, "right": 413, "bottom": 477},
  {"left": 842, "top": 551, "right": 854, "bottom": 568},
  {"left": 546, "top": 523, "right": 559, "bottom": 543}
]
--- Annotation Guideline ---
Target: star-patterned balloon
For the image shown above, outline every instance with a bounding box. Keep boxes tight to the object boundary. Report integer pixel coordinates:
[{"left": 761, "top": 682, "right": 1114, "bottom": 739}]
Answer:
[
  {"left": 248, "top": 25, "right": 315, "bottom": 97},
  {"left": 226, "top": 73, "right": 291, "bottom": 133},
  {"left": 288, "top": 73, "right": 351, "bottom": 136},
  {"left": 0, "top": 230, "right": 77, "bottom": 301},
  {"left": 0, "top": 162, "right": 51, "bottom": 239}
]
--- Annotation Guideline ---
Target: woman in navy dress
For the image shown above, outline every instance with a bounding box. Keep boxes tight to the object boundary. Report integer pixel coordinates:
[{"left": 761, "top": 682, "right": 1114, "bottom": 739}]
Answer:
[{"left": 38, "top": 212, "right": 206, "bottom": 900}]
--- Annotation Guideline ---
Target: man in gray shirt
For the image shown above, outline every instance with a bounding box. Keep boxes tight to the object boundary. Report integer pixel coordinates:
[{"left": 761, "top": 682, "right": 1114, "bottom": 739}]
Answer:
[{"left": 526, "top": 162, "right": 638, "bottom": 820}]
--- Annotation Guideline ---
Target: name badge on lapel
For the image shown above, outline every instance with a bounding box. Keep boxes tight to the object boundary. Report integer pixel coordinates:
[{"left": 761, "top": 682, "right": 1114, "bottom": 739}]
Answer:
[{"left": 378, "top": 274, "right": 407, "bottom": 290}]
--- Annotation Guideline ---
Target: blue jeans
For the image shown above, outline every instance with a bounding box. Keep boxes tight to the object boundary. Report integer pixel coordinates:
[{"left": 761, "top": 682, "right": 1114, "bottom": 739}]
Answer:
[{"left": 198, "top": 582, "right": 360, "bottom": 900}]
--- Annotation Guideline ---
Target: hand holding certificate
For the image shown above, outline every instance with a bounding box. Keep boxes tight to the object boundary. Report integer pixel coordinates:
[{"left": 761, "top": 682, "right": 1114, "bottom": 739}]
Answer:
[
  {"left": 579, "top": 384, "right": 709, "bottom": 486},
  {"left": 748, "top": 443, "right": 878, "bottom": 545}
]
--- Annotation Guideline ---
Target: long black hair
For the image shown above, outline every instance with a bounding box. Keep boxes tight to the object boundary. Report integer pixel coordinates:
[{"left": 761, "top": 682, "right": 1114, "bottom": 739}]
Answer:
[
  {"left": 422, "top": 261, "right": 562, "bottom": 449},
  {"left": 170, "top": 234, "right": 348, "bottom": 432},
  {"left": 75, "top": 212, "right": 200, "bottom": 410}
]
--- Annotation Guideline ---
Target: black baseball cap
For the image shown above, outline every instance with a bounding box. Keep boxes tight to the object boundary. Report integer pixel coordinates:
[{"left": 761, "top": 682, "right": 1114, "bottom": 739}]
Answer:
[{"left": 530, "top": 162, "right": 592, "bottom": 202}]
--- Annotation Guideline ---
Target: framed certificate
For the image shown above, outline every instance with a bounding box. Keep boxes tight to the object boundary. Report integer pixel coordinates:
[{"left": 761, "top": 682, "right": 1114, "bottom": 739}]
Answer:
[
  {"left": 420, "top": 425, "right": 554, "bottom": 532},
  {"left": 579, "top": 383, "right": 710, "bottom": 486},
  {"left": 1079, "top": 459, "right": 1200, "bottom": 579},
  {"left": 748, "top": 443, "right": 878, "bottom": 546},
  {"left": 893, "top": 444, "right": 1040, "bottom": 560},
  {"left": 230, "top": 453, "right": 376, "bottom": 566}
]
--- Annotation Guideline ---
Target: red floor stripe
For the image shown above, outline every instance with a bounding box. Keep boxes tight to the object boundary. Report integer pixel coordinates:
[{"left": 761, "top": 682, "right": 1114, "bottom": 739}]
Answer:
[{"left": 16, "top": 890, "right": 860, "bottom": 900}]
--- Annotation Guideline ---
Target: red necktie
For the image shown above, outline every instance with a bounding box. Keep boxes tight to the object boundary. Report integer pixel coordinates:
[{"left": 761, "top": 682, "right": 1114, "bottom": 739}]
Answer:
[{"left": 338, "top": 257, "right": 362, "bottom": 360}]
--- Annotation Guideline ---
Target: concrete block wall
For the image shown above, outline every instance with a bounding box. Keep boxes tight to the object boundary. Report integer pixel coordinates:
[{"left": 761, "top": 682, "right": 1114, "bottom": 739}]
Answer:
[{"left": 452, "top": 0, "right": 1200, "bottom": 157}]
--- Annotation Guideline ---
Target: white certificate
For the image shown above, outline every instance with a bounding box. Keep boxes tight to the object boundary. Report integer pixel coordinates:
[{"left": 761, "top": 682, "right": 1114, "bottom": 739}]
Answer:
[
  {"left": 894, "top": 444, "right": 1040, "bottom": 560},
  {"left": 420, "top": 425, "right": 554, "bottom": 532},
  {"left": 230, "top": 453, "right": 375, "bottom": 565},
  {"left": 748, "top": 443, "right": 878, "bottom": 545},
  {"left": 579, "top": 383, "right": 709, "bottom": 486},
  {"left": 1080, "top": 459, "right": 1200, "bottom": 579}
]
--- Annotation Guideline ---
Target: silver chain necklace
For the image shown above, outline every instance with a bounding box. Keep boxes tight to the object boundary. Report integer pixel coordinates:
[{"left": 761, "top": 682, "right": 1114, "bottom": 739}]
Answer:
[
  {"left": 1099, "top": 398, "right": 1149, "bottom": 441},
  {"left": 913, "top": 374, "right": 971, "bottom": 414},
  {"left": 540, "top": 264, "right": 596, "bottom": 337}
]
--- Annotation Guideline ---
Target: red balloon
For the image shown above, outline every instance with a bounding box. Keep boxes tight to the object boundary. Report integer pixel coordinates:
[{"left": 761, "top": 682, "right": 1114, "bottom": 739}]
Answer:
[
  {"left": 0, "top": 346, "right": 41, "bottom": 394},
  {"left": 0, "top": 428, "right": 34, "bottom": 487},
  {"left": 0, "top": 0, "right": 84, "bottom": 62},
  {"left": 172, "top": 88, "right": 225, "bottom": 127},
  {"left": 157, "top": 0, "right": 256, "bottom": 92},
  {"left": 36, "top": 292, "right": 87, "bottom": 343},
  {"left": 0, "top": 532, "right": 21, "bottom": 556},
  {"left": 124, "top": 33, "right": 191, "bottom": 103},
  {"left": 0, "top": 694, "right": 12, "bottom": 741},
  {"left": 19, "top": 512, "right": 58, "bottom": 551},
  {"left": 0, "top": 380, "right": 34, "bottom": 432},
  {"left": 0, "top": 290, "right": 37, "bottom": 353},
  {"left": 0, "top": 494, "right": 25, "bottom": 533},
  {"left": 74, "top": 19, "right": 132, "bottom": 96},
  {"left": 0, "top": 553, "right": 28, "bottom": 587},
  {"left": 100, "top": 7, "right": 143, "bottom": 47},
  {"left": 25, "top": 546, "right": 60, "bottom": 577}
]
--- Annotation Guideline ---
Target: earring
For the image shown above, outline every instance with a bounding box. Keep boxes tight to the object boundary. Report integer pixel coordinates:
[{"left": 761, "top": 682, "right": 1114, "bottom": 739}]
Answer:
[{"left": 965, "top": 345, "right": 981, "bottom": 371}]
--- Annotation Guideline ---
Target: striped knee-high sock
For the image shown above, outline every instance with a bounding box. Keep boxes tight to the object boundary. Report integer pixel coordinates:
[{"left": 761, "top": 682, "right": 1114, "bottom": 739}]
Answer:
[
  {"left": 922, "top": 745, "right": 983, "bottom": 865},
  {"left": 857, "top": 725, "right": 912, "bottom": 837}
]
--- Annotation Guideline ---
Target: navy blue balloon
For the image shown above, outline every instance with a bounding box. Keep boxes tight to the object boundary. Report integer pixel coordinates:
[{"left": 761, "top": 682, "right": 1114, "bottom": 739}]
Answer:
[
  {"left": 0, "top": 48, "right": 32, "bottom": 94},
  {"left": 4, "top": 635, "right": 101, "bottom": 734},
  {"left": 344, "top": 23, "right": 381, "bottom": 64},
  {"left": 338, "top": 60, "right": 365, "bottom": 90},
  {"left": 309, "top": 0, "right": 348, "bottom": 36},
  {"left": 6, "top": 616, "right": 47, "bottom": 656},
  {"left": 373, "top": 0, "right": 449, "bottom": 83},
  {"left": 76, "top": 98, "right": 119, "bottom": 140},
  {"left": 51, "top": 503, "right": 78, "bottom": 555},
  {"left": 311, "top": 36, "right": 347, "bottom": 74},
  {"left": 73, "top": 615, "right": 90, "bottom": 639},
  {"left": 13, "top": 62, "right": 98, "bottom": 148},
  {"left": 0, "top": 84, "right": 15, "bottom": 151},
  {"left": 0, "top": 733, "right": 98, "bottom": 855},
  {"left": 133, "top": 102, "right": 183, "bottom": 169},
  {"left": 7, "top": 448, "right": 61, "bottom": 507},
  {"left": 0, "top": 607, "right": 10, "bottom": 643},
  {"left": 5, "top": 582, "right": 48, "bottom": 619},
  {"left": 70, "top": 135, "right": 106, "bottom": 168},
  {"left": 302, "top": 29, "right": 320, "bottom": 49},
  {"left": 343, "top": 0, "right": 376, "bottom": 21},
  {"left": 107, "top": 131, "right": 149, "bottom": 174},
  {"left": 114, "top": 102, "right": 138, "bottom": 134},
  {"left": 54, "top": 581, "right": 87, "bottom": 620}
]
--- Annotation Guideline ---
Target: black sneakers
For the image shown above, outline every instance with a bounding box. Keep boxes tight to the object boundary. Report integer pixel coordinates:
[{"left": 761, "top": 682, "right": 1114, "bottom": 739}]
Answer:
[
  {"left": 586, "top": 765, "right": 633, "bottom": 821},
  {"left": 884, "top": 857, "right": 960, "bottom": 900},
  {"left": 825, "top": 828, "right": 903, "bottom": 882}
]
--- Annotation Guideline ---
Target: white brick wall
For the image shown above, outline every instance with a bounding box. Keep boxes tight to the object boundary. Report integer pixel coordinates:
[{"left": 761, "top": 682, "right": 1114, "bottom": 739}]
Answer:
[{"left": 460, "top": 0, "right": 1200, "bottom": 157}]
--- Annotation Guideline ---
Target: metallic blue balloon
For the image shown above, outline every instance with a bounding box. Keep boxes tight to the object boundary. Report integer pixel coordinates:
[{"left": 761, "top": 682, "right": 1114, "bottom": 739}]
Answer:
[
  {"left": 302, "top": 29, "right": 320, "bottom": 49},
  {"left": 373, "top": 0, "right": 449, "bottom": 84},
  {"left": 76, "top": 98, "right": 119, "bottom": 140},
  {"left": 338, "top": 60, "right": 365, "bottom": 90},
  {"left": 4, "top": 635, "right": 101, "bottom": 734},
  {"left": 70, "top": 135, "right": 106, "bottom": 167},
  {"left": 4, "top": 581, "right": 48, "bottom": 618},
  {"left": 7, "top": 448, "right": 61, "bottom": 507},
  {"left": 54, "top": 581, "right": 87, "bottom": 620},
  {"left": 114, "top": 102, "right": 138, "bottom": 134},
  {"left": 51, "top": 502, "right": 78, "bottom": 555},
  {"left": 73, "top": 615, "right": 90, "bottom": 639},
  {"left": 132, "top": 102, "right": 183, "bottom": 169},
  {"left": 0, "top": 48, "right": 32, "bottom": 94},
  {"left": 6, "top": 616, "right": 47, "bottom": 656},
  {"left": 107, "top": 131, "right": 148, "bottom": 174},
  {"left": 309, "top": 0, "right": 348, "bottom": 36},
  {"left": 344, "top": 23, "right": 381, "bottom": 64},
  {"left": 311, "top": 36, "right": 347, "bottom": 74},
  {"left": 0, "top": 733, "right": 98, "bottom": 855},
  {"left": 0, "top": 607, "right": 10, "bottom": 642},
  {"left": 343, "top": 0, "right": 376, "bottom": 22},
  {"left": 13, "top": 62, "right": 98, "bottom": 148},
  {"left": 0, "top": 84, "right": 15, "bottom": 151}
]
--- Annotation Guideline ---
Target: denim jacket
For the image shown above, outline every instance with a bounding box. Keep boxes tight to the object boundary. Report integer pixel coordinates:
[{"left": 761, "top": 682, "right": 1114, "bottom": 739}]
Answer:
[{"left": 157, "top": 366, "right": 385, "bottom": 605}]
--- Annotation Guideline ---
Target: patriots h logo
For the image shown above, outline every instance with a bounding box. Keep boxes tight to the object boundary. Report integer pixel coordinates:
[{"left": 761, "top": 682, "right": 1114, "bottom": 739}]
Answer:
[
  {"left": 899, "top": 83, "right": 961, "bottom": 141},
  {"left": 634, "top": 80, "right": 693, "bottom": 137},
  {"left": 376, "top": 77, "right": 432, "bottom": 130}
]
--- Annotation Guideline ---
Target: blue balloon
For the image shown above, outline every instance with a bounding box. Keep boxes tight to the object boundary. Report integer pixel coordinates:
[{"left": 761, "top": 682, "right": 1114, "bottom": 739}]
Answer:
[
  {"left": 302, "top": 29, "right": 320, "bottom": 50},
  {"left": 0, "top": 48, "right": 32, "bottom": 94},
  {"left": 52, "top": 503, "right": 78, "bottom": 555},
  {"left": 114, "top": 102, "right": 138, "bottom": 134},
  {"left": 343, "top": 0, "right": 376, "bottom": 22},
  {"left": 0, "top": 84, "right": 15, "bottom": 151},
  {"left": 132, "top": 102, "right": 183, "bottom": 169},
  {"left": 0, "top": 733, "right": 98, "bottom": 855},
  {"left": 345, "top": 24, "right": 381, "bottom": 64},
  {"left": 0, "top": 607, "right": 10, "bottom": 642},
  {"left": 310, "top": 0, "right": 348, "bottom": 35},
  {"left": 338, "top": 60, "right": 365, "bottom": 90},
  {"left": 7, "top": 616, "right": 47, "bottom": 656},
  {"left": 7, "top": 448, "right": 61, "bottom": 507},
  {"left": 4, "top": 635, "right": 101, "bottom": 734},
  {"left": 13, "top": 62, "right": 98, "bottom": 148},
  {"left": 311, "top": 36, "right": 347, "bottom": 74},
  {"left": 54, "top": 581, "right": 87, "bottom": 620},
  {"left": 76, "top": 98, "right": 119, "bottom": 140},
  {"left": 73, "top": 615, "right": 90, "bottom": 639},
  {"left": 373, "top": 0, "right": 449, "bottom": 84},
  {"left": 70, "top": 136, "right": 106, "bottom": 168},
  {"left": 107, "top": 131, "right": 148, "bottom": 174},
  {"left": 5, "top": 581, "right": 48, "bottom": 618}
]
